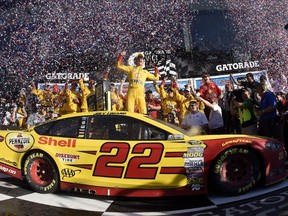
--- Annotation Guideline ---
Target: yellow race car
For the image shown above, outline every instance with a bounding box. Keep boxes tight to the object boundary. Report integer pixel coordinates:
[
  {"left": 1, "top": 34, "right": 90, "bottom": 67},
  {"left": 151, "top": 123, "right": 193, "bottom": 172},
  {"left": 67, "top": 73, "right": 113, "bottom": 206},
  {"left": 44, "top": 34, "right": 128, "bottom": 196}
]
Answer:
[{"left": 0, "top": 111, "right": 286, "bottom": 197}]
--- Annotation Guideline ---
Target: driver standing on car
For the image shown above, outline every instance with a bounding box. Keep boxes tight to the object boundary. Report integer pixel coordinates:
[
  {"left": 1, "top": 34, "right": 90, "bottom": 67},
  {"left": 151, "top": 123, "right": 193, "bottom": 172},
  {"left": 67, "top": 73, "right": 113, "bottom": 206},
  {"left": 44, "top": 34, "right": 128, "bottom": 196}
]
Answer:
[{"left": 116, "top": 51, "right": 160, "bottom": 114}]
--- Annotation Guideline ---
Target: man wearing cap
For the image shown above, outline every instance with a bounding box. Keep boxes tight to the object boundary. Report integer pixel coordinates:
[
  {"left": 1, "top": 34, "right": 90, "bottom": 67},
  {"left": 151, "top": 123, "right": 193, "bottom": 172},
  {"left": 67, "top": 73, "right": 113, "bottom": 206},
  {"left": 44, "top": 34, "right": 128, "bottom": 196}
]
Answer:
[
  {"left": 31, "top": 82, "right": 54, "bottom": 108},
  {"left": 116, "top": 51, "right": 160, "bottom": 114},
  {"left": 63, "top": 80, "right": 81, "bottom": 114},
  {"left": 178, "top": 80, "right": 205, "bottom": 122},
  {"left": 79, "top": 76, "right": 96, "bottom": 112},
  {"left": 180, "top": 100, "right": 208, "bottom": 135},
  {"left": 160, "top": 88, "right": 180, "bottom": 124}
]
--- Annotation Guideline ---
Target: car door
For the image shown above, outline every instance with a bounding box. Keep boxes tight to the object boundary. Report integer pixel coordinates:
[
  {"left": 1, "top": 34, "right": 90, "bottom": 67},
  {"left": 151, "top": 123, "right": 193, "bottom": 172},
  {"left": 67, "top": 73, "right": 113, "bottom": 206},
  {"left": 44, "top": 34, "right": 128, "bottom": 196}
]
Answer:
[{"left": 79, "top": 114, "right": 189, "bottom": 190}]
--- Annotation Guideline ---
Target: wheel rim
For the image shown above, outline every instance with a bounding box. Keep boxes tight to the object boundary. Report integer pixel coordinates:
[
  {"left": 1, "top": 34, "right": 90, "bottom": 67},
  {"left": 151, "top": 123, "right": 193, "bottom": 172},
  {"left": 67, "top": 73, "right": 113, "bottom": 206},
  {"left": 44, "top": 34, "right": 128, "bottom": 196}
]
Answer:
[
  {"left": 220, "top": 155, "right": 252, "bottom": 186},
  {"left": 30, "top": 158, "right": 53, "bottom": 186}
]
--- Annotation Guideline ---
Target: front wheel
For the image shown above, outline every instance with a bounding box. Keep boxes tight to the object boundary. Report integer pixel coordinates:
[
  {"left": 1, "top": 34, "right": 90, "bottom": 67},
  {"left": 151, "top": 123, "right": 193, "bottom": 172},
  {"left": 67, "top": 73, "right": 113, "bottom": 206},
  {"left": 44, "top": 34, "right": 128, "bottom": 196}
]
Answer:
[
  {"left": 23, "top": 152, "right": 59, "bottom": 193},
  {"left": 210, "top": 147, "right": 262, "bottom": 195}
]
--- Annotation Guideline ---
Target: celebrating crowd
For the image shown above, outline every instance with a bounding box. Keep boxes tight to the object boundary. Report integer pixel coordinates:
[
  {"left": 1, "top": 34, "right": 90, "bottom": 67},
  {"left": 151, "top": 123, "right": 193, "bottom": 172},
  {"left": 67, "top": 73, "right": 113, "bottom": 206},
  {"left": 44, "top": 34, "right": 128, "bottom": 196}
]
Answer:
[{"left": 0, "top": 53, "right": 288, "bottom": 154}]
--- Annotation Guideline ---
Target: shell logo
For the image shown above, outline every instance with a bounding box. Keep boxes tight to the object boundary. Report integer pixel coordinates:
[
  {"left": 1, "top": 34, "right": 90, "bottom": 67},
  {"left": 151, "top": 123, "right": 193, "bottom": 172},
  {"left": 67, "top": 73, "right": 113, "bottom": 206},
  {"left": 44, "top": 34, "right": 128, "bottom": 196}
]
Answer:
[{"left": 6, "top": 133, "right": 34, "bottom": 152}]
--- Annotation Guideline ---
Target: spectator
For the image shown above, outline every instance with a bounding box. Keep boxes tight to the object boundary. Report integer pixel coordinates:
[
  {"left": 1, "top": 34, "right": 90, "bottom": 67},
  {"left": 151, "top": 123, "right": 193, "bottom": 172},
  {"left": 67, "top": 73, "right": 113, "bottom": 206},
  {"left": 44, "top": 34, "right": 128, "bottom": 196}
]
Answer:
[
  {"left": 145, "top": 90, "right": 161, "bottom": 119},
  {"left": 2, "top": 104, "right": 25, "bottom": 129},
  {"left": 199, "top": 72, "right": 222, "bottom": 119},
  {"left": 180, "top": 100, "right": 208, "bottom": 135},
  {"left": 230, "top": 72, "right": 259, "bottom": 91},
  {"left": 230, "top": 72, "right": 259, "bottom": 103},
  {"left": 275, "top": 92, "right": 286, "bottom": 141},
  {"left": 283, "top": 93, "right": 288, "bottom": 152},
  {"left": 222, "top": 82, "right": 234, "bottom": 133},
  {"left": 232, "top": 88, "right": 257, "bottom": 135},
  {"left": 51, "top": 84, "right": 65, "bottom": 115},
  {"left": 255, "top": 82, "right": 277, "bottom": 138},
  {"left": 260, "top": 74, "right": 273, "bottom": 92},
  {"left": 196, "top": 95, "right": 224, "bottom": 134},
  {"left": 45, "top": 108, "right": 57, "bottom": 121},
  {"left": 25, "top": 104, "right": 46, "bottom": 128}
]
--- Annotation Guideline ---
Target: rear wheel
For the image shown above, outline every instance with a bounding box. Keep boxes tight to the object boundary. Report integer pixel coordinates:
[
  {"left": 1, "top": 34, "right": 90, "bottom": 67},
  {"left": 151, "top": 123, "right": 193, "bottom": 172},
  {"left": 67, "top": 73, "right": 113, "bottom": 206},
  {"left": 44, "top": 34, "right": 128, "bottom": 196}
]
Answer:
[
  {"left": 210, "top": 147, "right": 262, "bottom": 195},
  {"left": 23, "top": 152, "right": 59, "bottom": 193}
]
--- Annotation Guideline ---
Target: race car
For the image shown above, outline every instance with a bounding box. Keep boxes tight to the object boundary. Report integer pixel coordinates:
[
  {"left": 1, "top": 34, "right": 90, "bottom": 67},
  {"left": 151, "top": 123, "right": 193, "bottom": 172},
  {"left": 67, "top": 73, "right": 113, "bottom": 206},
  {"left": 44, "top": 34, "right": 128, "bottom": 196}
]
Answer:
[{"left": 0, "top": 111, "right": 286, "bottom": 197}]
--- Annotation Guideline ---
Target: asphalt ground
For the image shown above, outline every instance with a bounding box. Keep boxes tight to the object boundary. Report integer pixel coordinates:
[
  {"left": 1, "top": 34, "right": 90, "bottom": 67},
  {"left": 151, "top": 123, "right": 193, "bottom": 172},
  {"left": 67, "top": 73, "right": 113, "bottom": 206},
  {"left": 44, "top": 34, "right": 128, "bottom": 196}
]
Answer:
[{"left": 0, "top": 162, "right": 287, "bottom": 216}]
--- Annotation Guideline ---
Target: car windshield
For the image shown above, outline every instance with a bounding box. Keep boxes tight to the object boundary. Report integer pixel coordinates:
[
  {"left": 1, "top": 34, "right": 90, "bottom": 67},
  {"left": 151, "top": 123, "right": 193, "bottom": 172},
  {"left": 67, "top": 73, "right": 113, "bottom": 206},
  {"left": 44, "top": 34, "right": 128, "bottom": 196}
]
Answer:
[{"left": 144, "top": 115, "right": 190, "bottom": 136}]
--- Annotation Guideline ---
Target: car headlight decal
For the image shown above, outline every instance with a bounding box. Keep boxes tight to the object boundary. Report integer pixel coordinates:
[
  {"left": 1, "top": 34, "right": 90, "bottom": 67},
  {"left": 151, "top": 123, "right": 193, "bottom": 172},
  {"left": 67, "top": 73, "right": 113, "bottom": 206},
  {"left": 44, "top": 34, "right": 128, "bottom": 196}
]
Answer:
[{"left": 265, "top": 142, "right": 283, "bottom": 151}]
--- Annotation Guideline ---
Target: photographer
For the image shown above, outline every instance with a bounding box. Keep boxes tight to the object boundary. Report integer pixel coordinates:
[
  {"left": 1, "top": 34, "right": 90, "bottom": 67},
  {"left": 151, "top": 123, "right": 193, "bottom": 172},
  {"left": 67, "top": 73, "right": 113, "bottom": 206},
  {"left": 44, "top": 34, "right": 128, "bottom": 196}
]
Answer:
[{"left": 2, "top": 104, "right": 26, "bottom": 129}]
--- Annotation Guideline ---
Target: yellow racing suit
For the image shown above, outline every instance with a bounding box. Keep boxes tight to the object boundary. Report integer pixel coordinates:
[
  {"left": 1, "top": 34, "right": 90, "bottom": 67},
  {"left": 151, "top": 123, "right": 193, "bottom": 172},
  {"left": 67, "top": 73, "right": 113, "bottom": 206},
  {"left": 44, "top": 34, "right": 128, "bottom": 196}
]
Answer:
[
  {"left": 116, "top": 55, "right": 160, "bottom": 114},
  {"left": 79, "top": 78, "right": 95, "bottom": 112}
]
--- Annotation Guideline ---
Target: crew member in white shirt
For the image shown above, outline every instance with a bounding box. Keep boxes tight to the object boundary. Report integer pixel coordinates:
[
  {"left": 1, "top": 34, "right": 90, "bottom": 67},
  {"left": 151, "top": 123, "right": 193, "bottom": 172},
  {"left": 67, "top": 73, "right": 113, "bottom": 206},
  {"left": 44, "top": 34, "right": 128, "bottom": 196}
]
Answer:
[{"left": 180, "top": 100, "right": 208, "bottom": 135}]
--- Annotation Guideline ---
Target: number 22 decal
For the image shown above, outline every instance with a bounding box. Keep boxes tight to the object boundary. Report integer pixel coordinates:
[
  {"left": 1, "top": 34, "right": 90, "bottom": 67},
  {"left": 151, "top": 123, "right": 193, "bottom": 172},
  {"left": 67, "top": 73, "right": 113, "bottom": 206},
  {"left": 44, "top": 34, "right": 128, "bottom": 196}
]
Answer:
[{"left": 93, "top": 142, "right": 164, "bottom": 179}]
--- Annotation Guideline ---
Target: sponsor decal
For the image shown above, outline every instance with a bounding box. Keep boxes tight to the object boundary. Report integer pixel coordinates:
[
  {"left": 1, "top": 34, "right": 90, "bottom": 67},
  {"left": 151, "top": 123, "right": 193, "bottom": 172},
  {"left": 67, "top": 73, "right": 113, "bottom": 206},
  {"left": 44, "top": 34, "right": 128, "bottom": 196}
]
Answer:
[
  {"left": 279, "top": 152, "right": 284, "bottom": 160},
  {"left": 45, "top": 72, "right": 89, "bottom": 80},
  {"left": 183, "top": 152, "right": 203, "bottom": 158},
  {"left": 55, "top": 153, "right": 80, "bottom": 162},
  {"left": 222, "top": 139, "right": 252, "bottom": 147},
  {"left": 6, "top": 133, "right": 34, "bottom": 152},
  {"left": 214, "top": 148, "right": 249, "bottom": 174},
  {"left": 238, "top": 178, "right": 256, "bottom": 193},
  {"left": 42, "top": 179, "right": 57, "bottom": 192},
  {"left": 38, "top": 137, "right": 76, "bottom": 147},
  {"left": 0, "top": 158, "right": 17, "bottom": 166},
  {"left": 184, "top": 158, "right": 204, "bottom": 169},
  {"left": 0, "top": 165, "right": 16, "bottom": 175},
  {"left": 216, "top": 61, "right": 259, "bottom": 72},
  {"left": 184, "top": 146, "right": 205, "bottom": 190},
  {"left": 61, "top": 168, "right": 81, "bottom": 180}
]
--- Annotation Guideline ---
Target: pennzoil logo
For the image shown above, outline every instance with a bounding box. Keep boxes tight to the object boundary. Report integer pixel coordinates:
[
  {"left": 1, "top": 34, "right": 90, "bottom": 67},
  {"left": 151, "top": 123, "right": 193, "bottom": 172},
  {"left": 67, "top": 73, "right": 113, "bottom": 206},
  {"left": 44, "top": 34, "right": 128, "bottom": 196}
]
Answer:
[{"left": 6, "top": 133, "right": 34, "bottom": 152}]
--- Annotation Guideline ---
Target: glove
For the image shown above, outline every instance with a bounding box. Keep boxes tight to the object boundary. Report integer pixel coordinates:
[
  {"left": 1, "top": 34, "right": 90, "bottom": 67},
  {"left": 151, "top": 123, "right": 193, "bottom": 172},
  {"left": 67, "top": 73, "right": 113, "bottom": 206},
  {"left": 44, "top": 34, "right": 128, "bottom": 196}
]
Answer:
[{"left": 117, "top": 51, "right": 126, "bottom": 64}]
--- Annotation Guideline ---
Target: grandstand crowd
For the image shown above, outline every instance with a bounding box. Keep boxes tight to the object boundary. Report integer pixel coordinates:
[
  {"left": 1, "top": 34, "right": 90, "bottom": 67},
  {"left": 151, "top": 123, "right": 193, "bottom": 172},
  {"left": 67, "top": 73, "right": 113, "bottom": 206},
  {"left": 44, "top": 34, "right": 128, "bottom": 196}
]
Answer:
[{"left": 0, "top": 71, "right": 288, "bottom": 151}]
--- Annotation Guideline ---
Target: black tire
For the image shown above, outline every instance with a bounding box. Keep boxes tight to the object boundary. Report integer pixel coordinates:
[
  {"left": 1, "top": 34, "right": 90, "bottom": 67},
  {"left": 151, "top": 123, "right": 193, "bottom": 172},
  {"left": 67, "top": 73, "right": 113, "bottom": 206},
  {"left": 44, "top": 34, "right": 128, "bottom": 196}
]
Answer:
[
  {"left": 23, "top": 152, "right": 59, "bottom": 193},
  {"left": 210, "top": 147, "right": 262, "bottom": 195}
]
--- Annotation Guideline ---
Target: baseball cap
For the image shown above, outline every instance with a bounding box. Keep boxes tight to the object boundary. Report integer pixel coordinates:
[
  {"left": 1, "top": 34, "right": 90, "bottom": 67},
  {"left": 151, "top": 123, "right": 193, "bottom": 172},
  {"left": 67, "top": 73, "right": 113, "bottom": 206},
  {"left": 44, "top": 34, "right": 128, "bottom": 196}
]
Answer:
[
  {"left": 135, "top": 53, "right": 144, "bottom": 59},
  {"left": 242, "top": 87, "right": 252, "bottom": 93},
  {"left": 145, "top": 90, "right": 152, "bottom": 94},
  {"left": 189, "top": 100, "right": 197, "bottom": 106}
]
